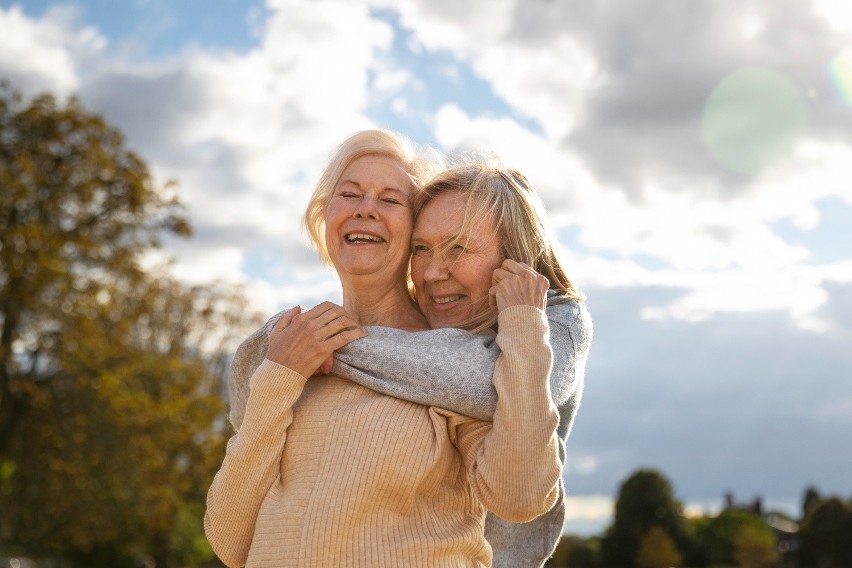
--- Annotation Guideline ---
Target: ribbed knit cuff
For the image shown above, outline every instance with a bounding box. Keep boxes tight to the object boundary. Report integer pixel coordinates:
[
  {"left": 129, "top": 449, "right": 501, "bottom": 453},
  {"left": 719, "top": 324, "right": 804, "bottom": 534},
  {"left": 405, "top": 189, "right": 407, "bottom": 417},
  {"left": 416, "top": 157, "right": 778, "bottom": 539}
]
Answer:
[
  {"left": 249, "top": 358, "right": 307, "bottom": 393},
  {"left": 497, "top": 304, "right": 548, "bottom": 337}
]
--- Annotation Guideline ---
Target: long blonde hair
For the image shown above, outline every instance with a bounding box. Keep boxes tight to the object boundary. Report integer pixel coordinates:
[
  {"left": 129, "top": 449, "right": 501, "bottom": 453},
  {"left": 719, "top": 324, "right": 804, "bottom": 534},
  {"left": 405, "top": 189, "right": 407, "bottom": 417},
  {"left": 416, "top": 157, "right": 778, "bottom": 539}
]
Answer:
[
  {"left": 412, "top": 158, "right": 583, "bottom": 331},
  {"left": 304, "top": 129, "right": 438, "bottom": 265}
]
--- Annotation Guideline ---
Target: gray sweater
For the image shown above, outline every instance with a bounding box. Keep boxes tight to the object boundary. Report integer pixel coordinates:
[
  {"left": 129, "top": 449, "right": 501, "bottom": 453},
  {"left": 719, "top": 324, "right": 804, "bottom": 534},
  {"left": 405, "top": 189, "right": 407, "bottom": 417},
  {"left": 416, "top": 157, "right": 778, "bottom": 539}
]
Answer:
[{"left": 228, "top": 294, "right": 593, "bottom": 568}]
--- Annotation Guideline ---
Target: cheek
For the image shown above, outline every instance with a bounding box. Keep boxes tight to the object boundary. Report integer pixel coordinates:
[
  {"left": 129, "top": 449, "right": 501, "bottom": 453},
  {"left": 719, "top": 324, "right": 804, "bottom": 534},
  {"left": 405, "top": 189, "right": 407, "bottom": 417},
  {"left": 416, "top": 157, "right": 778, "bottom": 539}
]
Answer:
[
  {"left": 393, "top": 214, "right": 414, "bottom": 239},
  {"left": 410, "top": 257, "right": 425, "bottom": 287},
  {"left": 469, "top": 258, "right": 503, "bottom": 299}
]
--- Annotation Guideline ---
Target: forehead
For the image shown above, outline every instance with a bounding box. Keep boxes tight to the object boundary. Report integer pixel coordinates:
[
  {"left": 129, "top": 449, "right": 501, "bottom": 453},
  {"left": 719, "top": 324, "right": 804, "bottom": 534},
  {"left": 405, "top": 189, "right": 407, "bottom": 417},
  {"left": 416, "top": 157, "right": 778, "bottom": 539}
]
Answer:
[
  {"left": 339, "top": 154, "right": 412, "bottom": 190},
  {"left": 414, "top": 191, "right": 496, "bottom": 242}
]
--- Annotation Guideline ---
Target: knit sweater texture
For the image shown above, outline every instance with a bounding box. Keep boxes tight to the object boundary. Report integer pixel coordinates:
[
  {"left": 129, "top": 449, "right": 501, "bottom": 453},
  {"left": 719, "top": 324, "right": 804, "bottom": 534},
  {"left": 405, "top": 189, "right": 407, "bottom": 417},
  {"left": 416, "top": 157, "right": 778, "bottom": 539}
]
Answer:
[
  {"left": 228, "top": 294, "right": 593, "bottom": 567},
  {"left": 206, "top": 305, "right": 562, "bottom": 567}
]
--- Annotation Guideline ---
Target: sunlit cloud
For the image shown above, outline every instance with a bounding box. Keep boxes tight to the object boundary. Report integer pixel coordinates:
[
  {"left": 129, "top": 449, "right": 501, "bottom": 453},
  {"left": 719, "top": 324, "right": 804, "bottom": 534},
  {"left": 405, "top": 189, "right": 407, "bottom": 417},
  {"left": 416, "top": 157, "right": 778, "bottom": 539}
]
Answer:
[{"left": 0, "top": 4, "right": 94, "bottom": 95}]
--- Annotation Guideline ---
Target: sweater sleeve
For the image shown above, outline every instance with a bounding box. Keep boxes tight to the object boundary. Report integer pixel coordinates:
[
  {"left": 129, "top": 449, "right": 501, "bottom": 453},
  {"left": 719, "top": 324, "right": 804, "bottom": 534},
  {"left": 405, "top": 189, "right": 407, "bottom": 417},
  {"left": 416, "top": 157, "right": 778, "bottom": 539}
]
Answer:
[
  {"left": 205, "top": 359, "right": 307, "bottom": 568},
  {"left": 332, "top": 295, "right": 585, "bottom": 422},
  {"left": 228, "top": 297, "right": 590, "bottom": 427},
  {"left": 442, "top": 305, "right": 561, "bottom": 523},
  {"left": 333, "top": 326, "right": 499, "bottom": 420},
  {"left": 228, "top": 310, "right": 292, "bottom": 432}
]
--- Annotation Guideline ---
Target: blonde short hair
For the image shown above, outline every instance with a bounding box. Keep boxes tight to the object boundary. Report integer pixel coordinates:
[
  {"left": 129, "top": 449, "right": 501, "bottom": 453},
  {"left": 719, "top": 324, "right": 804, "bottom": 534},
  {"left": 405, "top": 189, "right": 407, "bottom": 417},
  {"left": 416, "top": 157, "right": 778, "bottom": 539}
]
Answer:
[
  {"left": 413, "top": 158, "right": 583, "bottom": 331},
  {"left": 304, "top": 129, "right": 437, "bottom": 265}
]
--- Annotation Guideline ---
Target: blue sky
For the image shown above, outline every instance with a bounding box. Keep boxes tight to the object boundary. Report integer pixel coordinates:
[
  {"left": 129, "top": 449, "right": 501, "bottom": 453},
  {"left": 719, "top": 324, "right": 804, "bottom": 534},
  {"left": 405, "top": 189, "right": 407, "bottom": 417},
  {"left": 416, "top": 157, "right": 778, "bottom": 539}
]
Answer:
[{"left": 3, "top": 0, "right": 852, "bottom": 536}]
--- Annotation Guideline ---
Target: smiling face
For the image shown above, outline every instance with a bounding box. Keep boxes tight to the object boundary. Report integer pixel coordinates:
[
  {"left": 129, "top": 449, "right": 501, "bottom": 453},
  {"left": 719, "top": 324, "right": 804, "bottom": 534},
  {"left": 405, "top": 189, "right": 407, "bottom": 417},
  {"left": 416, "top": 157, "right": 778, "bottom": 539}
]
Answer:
[
  {"left": 324, "top": 154, "right": 415, "bottom": 281},
  {"left": 410, "top": 191, "right": 505, "bottom": 329}
]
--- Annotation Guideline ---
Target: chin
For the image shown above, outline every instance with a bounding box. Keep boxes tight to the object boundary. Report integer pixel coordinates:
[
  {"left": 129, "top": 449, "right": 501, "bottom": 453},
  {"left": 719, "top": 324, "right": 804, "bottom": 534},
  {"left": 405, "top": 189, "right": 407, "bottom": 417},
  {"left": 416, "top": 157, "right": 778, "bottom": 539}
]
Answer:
[{"left": 427, "top": 313, "right": 461, "bottom": 330}]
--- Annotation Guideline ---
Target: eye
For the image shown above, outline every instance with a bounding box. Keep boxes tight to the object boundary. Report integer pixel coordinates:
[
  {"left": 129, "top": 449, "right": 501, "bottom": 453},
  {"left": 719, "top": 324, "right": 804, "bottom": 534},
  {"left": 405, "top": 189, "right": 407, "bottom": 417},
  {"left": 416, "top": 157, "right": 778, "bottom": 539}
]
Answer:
[
  {"left": 382, "top": 197, "right": 403, "bottom": 205},
  {"left": 412, "top": 244, "right": 430, "bottom": 254}
]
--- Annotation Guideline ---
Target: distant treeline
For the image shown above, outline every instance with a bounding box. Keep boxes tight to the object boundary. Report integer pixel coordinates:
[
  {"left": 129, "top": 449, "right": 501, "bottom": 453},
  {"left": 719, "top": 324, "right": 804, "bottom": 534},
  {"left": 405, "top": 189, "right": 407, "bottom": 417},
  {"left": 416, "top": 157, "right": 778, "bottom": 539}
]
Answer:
[{"left": 548, "top": 469, "right": 851, "bottom": 568}]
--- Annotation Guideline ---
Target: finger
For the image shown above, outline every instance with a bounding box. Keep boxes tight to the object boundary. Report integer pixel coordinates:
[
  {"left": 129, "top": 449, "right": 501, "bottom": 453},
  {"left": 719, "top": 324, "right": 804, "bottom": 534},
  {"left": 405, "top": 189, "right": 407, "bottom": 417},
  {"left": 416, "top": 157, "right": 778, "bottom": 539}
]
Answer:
[
  {"left": 501, "top": 258, "right": 524, "bottom": 273},
  {"left": 303, "top": 303, "right": 357, "bottom": 330},
  {"left": 314, "top": 307, "right": 355, "bottom": 330},
  {"left": 503, "top": 259, "right": 539, "bottom": 278},
  {"left": 488, "top": 285, "right": 498, "bottom": 308},
  {"left": 323, "top": 327, "right": 368, "bottom": 352},
  {"left": 272, "top": 306, "right": 301, "bottom": 333},
  {"left": 308, "top": 301, "right": 346, "bottom": 320},
  {"left": 305, "top": 307, "right": 362, "bottom": 340},
  {"left": 322, "top": 315, "right": 366, "bottom": 341},
  {"left": 492, "top": 267, "right": 511, "bottom": 284},
  {"left": 275, "top": 306, "right": 301, "bottom": 328}
]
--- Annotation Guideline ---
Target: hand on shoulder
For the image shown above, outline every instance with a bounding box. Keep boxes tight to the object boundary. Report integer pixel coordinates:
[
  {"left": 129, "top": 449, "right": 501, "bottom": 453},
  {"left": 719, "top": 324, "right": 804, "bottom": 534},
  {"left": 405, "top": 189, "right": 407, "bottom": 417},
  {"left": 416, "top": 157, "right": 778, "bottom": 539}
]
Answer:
[{"left": 266, "top": 302, "right": 367, "bottom": 378}]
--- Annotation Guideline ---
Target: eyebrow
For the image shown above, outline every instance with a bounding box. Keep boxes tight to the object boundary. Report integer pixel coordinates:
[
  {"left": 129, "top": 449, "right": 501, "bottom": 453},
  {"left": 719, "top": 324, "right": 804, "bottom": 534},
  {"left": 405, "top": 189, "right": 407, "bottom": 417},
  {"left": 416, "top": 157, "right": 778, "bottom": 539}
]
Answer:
[{"left": 338, "top": 180, "right": 408, "bottom": 195}]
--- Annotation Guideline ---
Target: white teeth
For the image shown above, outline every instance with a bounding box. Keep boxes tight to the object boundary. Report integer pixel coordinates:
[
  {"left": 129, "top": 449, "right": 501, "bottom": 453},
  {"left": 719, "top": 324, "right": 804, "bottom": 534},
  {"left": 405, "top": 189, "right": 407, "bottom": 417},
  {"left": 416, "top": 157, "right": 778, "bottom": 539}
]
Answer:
[
  {"left": 434, "top": 295, "right": 463, "bottom": 304},
  {"left": 346, "top": 233, "right": 383, "bottom": 242}
]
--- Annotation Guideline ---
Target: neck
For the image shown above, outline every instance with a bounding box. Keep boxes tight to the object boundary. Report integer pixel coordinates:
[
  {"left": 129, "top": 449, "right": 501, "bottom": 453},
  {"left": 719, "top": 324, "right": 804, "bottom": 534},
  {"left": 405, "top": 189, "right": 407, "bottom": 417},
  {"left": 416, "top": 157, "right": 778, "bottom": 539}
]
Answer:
[{"left": 340, "top": 273, "right": 428, "bottom": 330}]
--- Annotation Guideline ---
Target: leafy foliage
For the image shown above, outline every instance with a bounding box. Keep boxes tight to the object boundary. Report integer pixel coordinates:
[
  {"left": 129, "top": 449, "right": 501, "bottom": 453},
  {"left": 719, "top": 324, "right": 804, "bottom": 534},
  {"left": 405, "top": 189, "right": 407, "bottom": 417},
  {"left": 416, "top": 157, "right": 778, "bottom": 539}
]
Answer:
[
  {"left": 0, "top": 83, "right": 260, "bottom": 567},
  {"left": 733, "top": 523, "right": 779, "bottom": 568},
  {"left": 600, "top": 469, "right": 689, "bottom": 568},
  {"left": 798, "top": 496, "right": 852, "bottom": 568},
  {"left": 694, "top": 508, "right": 777, "bottom": 567},
  {"left": 549, "top": 535, "right": 601, "bottom": 568},
  {"left": 635, "top": 525, "right": 683, "bottom": 568}
]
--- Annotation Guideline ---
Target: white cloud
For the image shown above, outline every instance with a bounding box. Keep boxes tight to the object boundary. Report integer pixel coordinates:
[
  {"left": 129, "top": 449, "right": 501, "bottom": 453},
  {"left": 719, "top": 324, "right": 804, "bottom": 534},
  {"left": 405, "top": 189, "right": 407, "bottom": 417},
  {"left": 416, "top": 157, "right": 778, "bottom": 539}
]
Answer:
[
  {"left": 561, "top": 494, "right": 614, "bottom": 536},
  {"left": 373, "top": 0, "right": 597, "bottom": 138},
  {"left": 374, "top": 0, "right": 515, "bottom": 56},
  {"left": 813, "top": 0, "right": 852, "bottom": 34},
  {"left": 433, "top": 105, "right": 852, "bottom": 329},
  {"left": 6, "top": 0, "right": 851, "bottom": 334},
  {"left": 433, "top": 103, "right": 598, "bottom": 209},
  {"left": 0, "top": 4, "right": 101, "bottom": 96}
]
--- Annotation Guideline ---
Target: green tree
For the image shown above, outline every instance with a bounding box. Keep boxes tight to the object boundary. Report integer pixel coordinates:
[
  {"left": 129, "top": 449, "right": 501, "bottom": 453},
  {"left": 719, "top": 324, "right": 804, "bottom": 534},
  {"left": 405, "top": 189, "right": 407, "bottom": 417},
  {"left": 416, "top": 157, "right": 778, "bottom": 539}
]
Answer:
[
  {"left": 600, "top": 469, "right": 689, "bottom": 568},
  {"left": 636, "top": 525, "right": 683, "bottom": 568},
  {"left": 801, "top": 485, "right": 821, "bottom": 519},
  {"left": 696, "top": 508, "right": 775, "bottom": 567},
  {"left": 0, "top": 84, "right": 260, "bottom": 567},
  {"left": 733, "top": 524, "right": 779, "bottom": 568},
  {"left": 0, "top": 82, "right": 190, "bottom": 451},
  {"left": 798, "top": 497, "right": 852, "bottom": 568},
  {"left": 549, "top": 535, "right": 600, "bottom": 568}
]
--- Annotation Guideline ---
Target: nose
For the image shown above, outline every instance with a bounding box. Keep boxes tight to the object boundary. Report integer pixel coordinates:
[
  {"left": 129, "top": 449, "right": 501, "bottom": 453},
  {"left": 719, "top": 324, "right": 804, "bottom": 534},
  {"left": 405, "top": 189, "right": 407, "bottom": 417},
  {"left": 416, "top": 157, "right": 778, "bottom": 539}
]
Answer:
[
  {"left": 423, "top": 252, "right": 449, "bottom": 283},
  {"left": 354, "top": 195, "right": 378, "bottom": 219}
]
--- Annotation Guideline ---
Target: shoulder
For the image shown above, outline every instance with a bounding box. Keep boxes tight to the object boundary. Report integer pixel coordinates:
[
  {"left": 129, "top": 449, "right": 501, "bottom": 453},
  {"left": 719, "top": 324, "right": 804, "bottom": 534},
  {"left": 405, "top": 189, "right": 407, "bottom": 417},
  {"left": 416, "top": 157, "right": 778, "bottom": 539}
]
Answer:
[
  {"left": 544, "top": 295, "right": 593, "bottom": 362},
  {"left": 546, "top": 295, "right": 593, "bottom": 336},
  {"left": 232, "top": 309, "right": 295, "bottom": 380}
]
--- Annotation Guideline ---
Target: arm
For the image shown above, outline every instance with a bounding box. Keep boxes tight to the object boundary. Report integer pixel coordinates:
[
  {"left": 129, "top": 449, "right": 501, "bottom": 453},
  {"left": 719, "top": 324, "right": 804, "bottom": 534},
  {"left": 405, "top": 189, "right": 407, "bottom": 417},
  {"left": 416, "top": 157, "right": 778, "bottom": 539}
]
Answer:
[
  {"left": 333, "top": 326, "right": 499, "bottom": 420},
  {"left": 444, "top": 305, "right": 561, "bottom": 522},
  {"left": 228, "top": 308, "right": 295, "bottom": 432},
  {"left": 229, "top": 296, "right": 589, "bottom": 427},
  {"left": 332, "top": 291, "right": 582, "bottom": 421},
  {"left": 228, "top": 304, "right": 367, "bottom": 430},
  {"left": 204, "top": 360, "right": 307, "bottom": 567},
  {"left": 208, "top": 304, "right": 365, "bottom": 566}
]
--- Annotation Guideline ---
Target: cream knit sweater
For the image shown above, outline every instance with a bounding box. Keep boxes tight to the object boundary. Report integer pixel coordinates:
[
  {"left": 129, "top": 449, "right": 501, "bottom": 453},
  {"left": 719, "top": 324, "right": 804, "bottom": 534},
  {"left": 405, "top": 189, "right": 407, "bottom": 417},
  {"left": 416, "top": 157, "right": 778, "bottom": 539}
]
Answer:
[{"left": 205, "top": 306, "right": 561, "bottom": 567}]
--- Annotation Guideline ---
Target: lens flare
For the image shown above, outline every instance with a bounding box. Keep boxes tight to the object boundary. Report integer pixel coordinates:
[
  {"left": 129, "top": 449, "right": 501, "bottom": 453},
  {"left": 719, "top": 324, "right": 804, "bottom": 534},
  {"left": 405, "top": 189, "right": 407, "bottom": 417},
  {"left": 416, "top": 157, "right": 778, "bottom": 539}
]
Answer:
[
  {"left": 702, "top": 67, "right": 808, "bottom": 175},
  {"left": 829, "top": 47, "right": 852, "bottom": 104}
]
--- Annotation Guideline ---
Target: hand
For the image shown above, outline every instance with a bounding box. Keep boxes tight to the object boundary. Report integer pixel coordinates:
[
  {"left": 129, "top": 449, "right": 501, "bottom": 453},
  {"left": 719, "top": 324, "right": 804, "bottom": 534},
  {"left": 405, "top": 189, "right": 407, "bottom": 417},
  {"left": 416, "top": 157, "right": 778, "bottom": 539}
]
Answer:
[
  {"left": 489, "top": 259, "right": 549, "bottom": 313},
  {"left": 266, "top": 301, "right": 367, "bottom": 378},
  {"left": 265, "top": 307, "right": 334, "bottom": 376}
]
